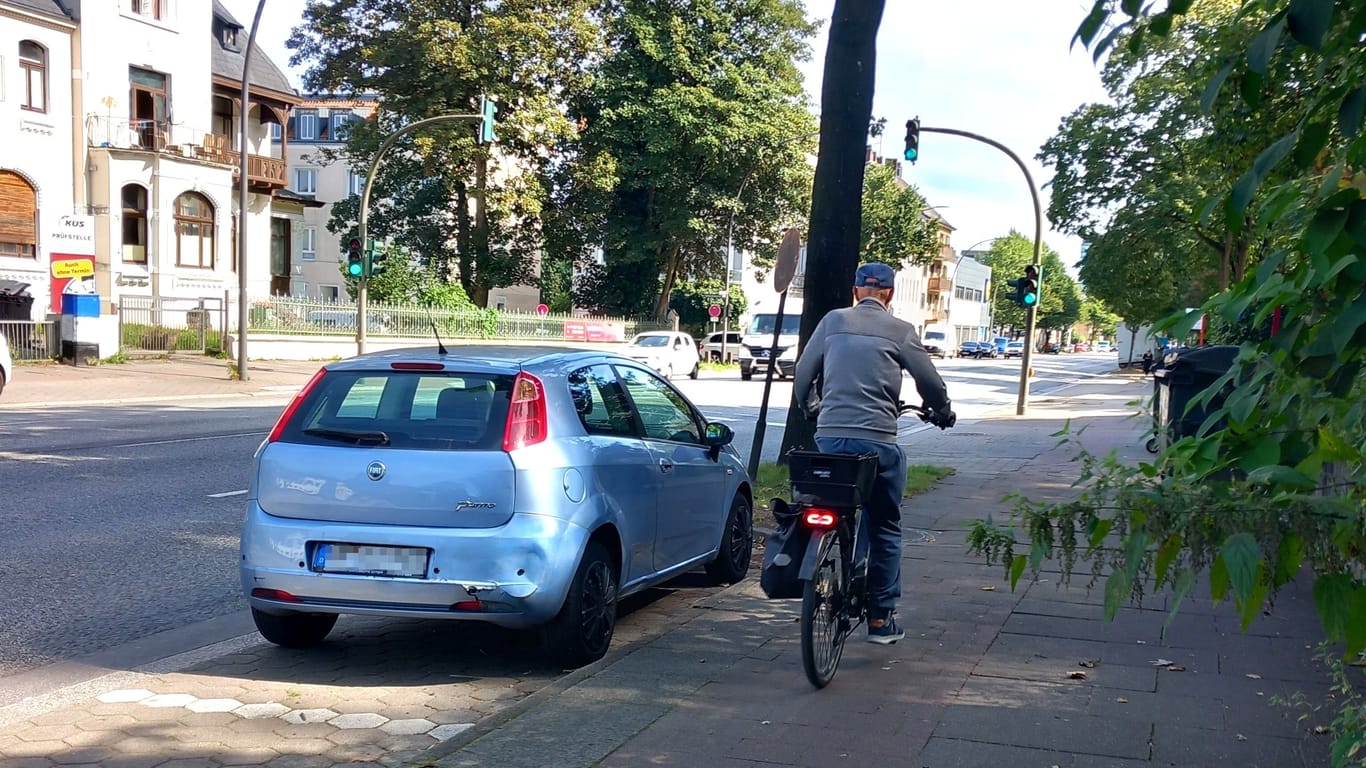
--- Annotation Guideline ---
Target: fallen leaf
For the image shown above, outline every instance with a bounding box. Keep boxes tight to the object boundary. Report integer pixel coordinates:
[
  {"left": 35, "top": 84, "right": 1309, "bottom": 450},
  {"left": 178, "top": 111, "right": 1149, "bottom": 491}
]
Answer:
[
  {"left": 1136, "top": 640, "right": 1147, "bottom": 644},
  {"left": 1236, "top": 733, "right": 1248, "bottom": 742},
  {"left": 882, "top": 666, "right": 892, "bottom": 671},
  {"left": 1167, "top": 665, "right": 1186, "bottom": 672},
  {"left": 1116, "top": 697, "right": 1129, "bottom": 703},
  {"left": 1314, "top": 725, "right": 1331, "bottom": 735},
  {"left": 980, "top": 585, "right": 996, "bottom": 592},
  {"left": 1067, "top": 671, "right": 1088, "bottom": 680},
  {"left": 761, "top": 720, "right": 771, "bottom": 725},
  {"left": 1079, "top": 659, "right": 1098, "bottom": 668},
  {"left": 1246, "top": 673, "right": 1262, "bottom": 680},
  {"left": 1150, "top": 658, "right": 1174, "bottom": 666}
]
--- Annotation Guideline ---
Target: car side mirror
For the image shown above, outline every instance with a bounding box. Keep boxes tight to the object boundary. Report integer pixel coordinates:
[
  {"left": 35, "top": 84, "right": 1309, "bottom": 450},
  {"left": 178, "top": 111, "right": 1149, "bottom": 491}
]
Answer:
[{"left": 703, "top": 422, "right": 734, "bottom": 459}]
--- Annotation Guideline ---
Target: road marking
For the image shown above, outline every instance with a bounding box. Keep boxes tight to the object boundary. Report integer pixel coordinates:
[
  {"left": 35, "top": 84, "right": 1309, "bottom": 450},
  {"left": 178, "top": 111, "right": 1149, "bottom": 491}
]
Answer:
[
  {"left": 207, "top": 489, "right": 248, "bottom": 498},
  {"left": 112, "top": 432, "right": 264, "bottom": 449}
]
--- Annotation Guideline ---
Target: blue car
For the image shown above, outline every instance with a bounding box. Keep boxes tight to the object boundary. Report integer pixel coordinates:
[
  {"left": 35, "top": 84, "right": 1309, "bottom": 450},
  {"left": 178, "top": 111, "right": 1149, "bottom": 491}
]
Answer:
[{"left": 240, "top": 346, "right": 753, "bottom": 667}]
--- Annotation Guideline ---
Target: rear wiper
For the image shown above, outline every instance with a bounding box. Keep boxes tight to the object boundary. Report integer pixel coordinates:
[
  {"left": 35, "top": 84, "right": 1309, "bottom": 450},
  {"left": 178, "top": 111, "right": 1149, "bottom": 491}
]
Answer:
[{"left": 303, "top": 427, "right": 391, "bottom": 446}]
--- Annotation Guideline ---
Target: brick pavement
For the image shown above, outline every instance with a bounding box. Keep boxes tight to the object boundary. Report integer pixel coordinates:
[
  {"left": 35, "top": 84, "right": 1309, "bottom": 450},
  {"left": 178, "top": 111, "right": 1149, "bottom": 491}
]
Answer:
[{"left": 426, "top": 376, "right": 1336, "bottom": 768}]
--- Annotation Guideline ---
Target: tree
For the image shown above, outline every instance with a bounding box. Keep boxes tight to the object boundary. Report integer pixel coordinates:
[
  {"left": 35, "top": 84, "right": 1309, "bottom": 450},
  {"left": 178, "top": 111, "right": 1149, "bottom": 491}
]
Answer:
[
  {"left": 557, "top": 0, "right": 818, "bottom": 319},
  {"left": 339, "top": 243, "right": 475, "bottom": 310},
  {"left": 778, "top": 0, "right": 887, "bottom": 458},
  {"left": 975, "top": 231, "right": 1064, "bottom": 330},
  {"left": 859, "top": 163, "right": 940, "bottom": 268},
  {"left": 289, "top": 0, "right": 601, "bottom": 306},
  {"left": 668, "top": 278, "right": 747, "bottom": 340},
  {"left": 968, "top": 1, "right": 1366, "bottom": 760}
]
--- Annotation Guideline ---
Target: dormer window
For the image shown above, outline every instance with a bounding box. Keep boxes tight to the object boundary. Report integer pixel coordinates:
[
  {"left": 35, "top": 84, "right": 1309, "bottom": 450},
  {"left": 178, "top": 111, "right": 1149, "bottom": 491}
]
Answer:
[
  {"left": 132, "top": 0, "right": 165, "bottom": 21},
  {"left": 222, "top": 26, "right": 239, "bottom": 51}
]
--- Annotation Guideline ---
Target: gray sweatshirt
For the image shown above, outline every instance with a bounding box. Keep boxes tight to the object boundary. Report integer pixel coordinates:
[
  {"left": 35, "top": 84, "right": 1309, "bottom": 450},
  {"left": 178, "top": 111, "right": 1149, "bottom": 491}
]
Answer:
[{"left": 793, "top": 298, "right": 950, "bottom": 444}]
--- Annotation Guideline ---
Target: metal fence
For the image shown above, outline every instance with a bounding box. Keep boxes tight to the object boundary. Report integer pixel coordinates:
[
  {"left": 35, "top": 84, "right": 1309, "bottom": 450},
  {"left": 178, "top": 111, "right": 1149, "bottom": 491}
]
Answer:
[
  {"left": 247, "top": 296, "right": 672, "bottom": 343},
  {"left": 117, "top": 295, "right": 228, "bottom": 355},
  {"left": 0, "top": 320, "right": 55, "bottom": 361}
]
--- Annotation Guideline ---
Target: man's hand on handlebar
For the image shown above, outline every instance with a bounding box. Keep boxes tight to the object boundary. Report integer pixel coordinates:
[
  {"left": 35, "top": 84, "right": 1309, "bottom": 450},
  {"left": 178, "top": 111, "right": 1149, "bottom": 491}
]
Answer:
[{"left": 899, "top": 400, "right": 956, "bottom": 430}]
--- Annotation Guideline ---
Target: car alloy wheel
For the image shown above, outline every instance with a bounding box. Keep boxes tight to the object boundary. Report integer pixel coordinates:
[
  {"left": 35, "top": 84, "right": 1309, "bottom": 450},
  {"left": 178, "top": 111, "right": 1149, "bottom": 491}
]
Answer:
[
  {"left": 544, "top": 541, "right": 618, "bottom": 667},
  {"left": 706, "top": 493, "right": 753, "bottom": 584}
]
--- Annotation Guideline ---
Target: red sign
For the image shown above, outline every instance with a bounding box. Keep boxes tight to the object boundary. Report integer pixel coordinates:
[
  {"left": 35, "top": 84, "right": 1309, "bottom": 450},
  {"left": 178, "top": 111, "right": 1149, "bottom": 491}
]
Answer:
[
  {"left": 536, "top": 303, "right": 549, "bottom": 316},
  {"left": 563, "top": 320, "right": 625, "bottom": 343},
  {"left": 49, "top": 254, "right": 96, "bottom": 313},
  {"left": 708, "top": 303, "right": 721, "bottom": 319}
]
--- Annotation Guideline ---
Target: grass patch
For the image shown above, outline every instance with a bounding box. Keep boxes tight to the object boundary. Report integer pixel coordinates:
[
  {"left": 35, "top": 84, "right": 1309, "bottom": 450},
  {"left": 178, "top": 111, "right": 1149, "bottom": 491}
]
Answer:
[
  {"left": 699, "top": 360, "right": 738, "bottom": 372},
  {"left": 752, "top": 461, "right": 956, "bottom": 530}
]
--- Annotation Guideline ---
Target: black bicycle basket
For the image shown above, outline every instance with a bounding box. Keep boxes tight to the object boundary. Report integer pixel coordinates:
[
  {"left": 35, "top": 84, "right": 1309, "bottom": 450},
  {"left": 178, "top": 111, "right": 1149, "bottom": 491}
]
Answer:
[{"left": 786, "top": 450, "right": 878, "bottom": 508}]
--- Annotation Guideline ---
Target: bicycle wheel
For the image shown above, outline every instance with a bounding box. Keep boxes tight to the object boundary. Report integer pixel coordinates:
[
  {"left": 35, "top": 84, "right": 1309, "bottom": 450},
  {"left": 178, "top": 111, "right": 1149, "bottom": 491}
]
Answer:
[{"left": 801, "top": 528, "right": 850, "bottom": 689}]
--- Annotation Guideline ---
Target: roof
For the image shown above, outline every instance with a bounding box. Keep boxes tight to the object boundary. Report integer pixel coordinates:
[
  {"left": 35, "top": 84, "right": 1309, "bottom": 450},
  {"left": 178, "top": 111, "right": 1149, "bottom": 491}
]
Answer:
[
  {"left": 922, "top": 206, "right": 956, "bottom": 231},
  {"left": 300, "top": 95, "right": 380, "bottom": 110},
  {"left": 210, "top": 0, "right": 297, "bottom": 99},
  {"left": 273, "top": 188, "right": 326, "bottom": 208},
  {"left": 4, "top": 0, "right": 73, "bottom": 20}
]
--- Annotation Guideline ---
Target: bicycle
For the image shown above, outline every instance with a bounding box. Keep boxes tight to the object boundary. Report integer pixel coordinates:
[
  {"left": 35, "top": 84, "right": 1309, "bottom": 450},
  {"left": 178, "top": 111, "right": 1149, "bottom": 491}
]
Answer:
[{"left": 790, "top": 403, "right": 932, "bottom": 689}]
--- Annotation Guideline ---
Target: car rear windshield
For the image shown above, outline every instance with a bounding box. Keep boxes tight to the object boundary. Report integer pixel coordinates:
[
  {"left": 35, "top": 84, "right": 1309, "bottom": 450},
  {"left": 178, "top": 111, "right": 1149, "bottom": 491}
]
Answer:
[{"left": 277, "top": 369, "right": 514, "bottom": 451}]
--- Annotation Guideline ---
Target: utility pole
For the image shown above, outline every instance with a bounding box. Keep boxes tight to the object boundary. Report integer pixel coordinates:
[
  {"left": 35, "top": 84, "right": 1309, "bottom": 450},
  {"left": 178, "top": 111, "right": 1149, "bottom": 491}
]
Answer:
[
  {"left": 234, "top": 0, "right": 267, "bottom": 380},
  {"left": 917, "top": 126, "right": 1044, "bottom": 415}
]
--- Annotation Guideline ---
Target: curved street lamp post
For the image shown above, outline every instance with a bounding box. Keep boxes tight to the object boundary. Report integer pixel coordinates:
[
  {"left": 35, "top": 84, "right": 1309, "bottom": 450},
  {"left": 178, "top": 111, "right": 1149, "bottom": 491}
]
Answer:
[{"left": 235, "top": 0, "right": 267, "bottom": 381}]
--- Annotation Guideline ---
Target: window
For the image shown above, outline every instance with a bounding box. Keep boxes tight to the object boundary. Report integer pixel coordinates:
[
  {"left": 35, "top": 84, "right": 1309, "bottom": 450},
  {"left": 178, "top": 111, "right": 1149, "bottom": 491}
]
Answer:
[
  {"left": 0, "top": 171, "right": 38, "bottom": 258},
  {"left": 131, "top": 0, "right": 165, "bottom": 20},
  {"left": 173, "top": 192, "right": 215, "bottom": 269},
  {"left": 293, "top": 169, "right": 317, "bottom": 194},
  {"left": 270, "top": 122, "right": 282, "bottom": 141},
  {"left": 19, "top": 41, "right": 46, "bottom": 113},
  {"left": 615, "top": 366, "right": 701, "bottom": 444},
  {"left": 301, "top": 226, "right": 316, "bottom": 261},
  {"left": 567, "top": 366, "right": 637, "bottom": 437},
  {"left": 333, "top": 114, "right": 353, "bottom": 141},
  {"left": 297, "top": 111, "right": 317, "bottom": 140},
  {"left": 121, "top": 184, "right": 148, "bottom": 263},
  {"left": 347, "top": 171, "right": 365, "bottom": 197},
  {"left": 321, "top": 284, "right": 340, "bottom": 301},
  {"left": 130, "top": 67, "right": 169, "bottom": 149}
]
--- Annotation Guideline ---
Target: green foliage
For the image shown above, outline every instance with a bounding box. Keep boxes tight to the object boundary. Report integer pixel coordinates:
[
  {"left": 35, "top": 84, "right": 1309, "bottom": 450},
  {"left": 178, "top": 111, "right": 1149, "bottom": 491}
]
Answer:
[
  {"left": 668, "top": 278, "right": 747, "bottom": 339},
  {"left": 974, "top": 231, "right": 1080, "bottom": 331},
  {"left": 554, "top": 0, "right": 818, "bottom": 317},
  {"left": 975, "top": 0, "right": 1366, "bottom": 761},
  {"left": 859, "top": 163, "right": 940, "bottom": 267},
  {"left": 340, "top": 246, "right": 475, "bottom": 310}
]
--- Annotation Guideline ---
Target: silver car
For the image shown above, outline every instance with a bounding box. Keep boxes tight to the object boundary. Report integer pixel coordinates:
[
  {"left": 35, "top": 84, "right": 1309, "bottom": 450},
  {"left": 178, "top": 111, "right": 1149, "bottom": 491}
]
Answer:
[{"left": 240, "top": 346, "right": 753, "bottom": 667}]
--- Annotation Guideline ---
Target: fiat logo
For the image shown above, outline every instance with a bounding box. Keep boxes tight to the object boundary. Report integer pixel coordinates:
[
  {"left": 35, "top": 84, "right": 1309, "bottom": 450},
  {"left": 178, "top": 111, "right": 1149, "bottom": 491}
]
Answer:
[{"left": 365, "top": 461, "right": 386, "bottom": 481}]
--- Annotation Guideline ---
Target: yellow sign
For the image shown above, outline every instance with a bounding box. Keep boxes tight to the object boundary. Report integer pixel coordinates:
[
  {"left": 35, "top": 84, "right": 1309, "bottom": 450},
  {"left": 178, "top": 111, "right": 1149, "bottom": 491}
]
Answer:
[{"left": 52, "top": 259, "right": 95, "bottom": 279}]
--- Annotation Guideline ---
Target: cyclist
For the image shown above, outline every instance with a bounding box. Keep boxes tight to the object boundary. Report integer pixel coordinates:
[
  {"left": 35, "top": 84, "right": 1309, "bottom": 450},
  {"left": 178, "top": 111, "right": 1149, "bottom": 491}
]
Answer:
[{"left": 793, "top": 262, "right": 956, "bottom": 644}]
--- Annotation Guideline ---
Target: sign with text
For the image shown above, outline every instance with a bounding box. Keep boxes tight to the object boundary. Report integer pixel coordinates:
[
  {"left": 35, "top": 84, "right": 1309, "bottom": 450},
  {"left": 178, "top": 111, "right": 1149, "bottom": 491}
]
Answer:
[
  {"left": 49, "top": 215, "right": 98, "bottom": 312},
  {"left": 563, "top": 320, "right": 625, "bottom": 343}
]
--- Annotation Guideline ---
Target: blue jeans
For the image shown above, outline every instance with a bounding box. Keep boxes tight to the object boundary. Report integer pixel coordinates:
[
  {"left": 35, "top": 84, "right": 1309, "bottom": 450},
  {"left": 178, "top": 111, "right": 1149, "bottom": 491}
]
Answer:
[{"left": 814, "top": 436, "right": 905, "bottom": 617}]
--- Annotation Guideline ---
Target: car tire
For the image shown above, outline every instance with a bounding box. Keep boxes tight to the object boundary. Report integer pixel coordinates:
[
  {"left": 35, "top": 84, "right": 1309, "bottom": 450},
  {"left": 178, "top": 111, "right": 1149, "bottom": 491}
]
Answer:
[
  {"left": 689, "top": 362, "right": 700, "bottom": 379},
  {"left": 251, "top": 608, "right": 337, "bottom": 648},
  {"left": 543, "top": 540, "right": 618, "bottom": 668},
  {"left": 705, "top": 493, "right": 753, "bottom": 585}
]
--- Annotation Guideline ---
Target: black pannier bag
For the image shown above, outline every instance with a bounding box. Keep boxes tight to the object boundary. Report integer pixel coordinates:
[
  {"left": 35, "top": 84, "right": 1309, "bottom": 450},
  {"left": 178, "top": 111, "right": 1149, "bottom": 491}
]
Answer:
[{"left": 760, "top": 498, "right": 810, "bottom": 599}]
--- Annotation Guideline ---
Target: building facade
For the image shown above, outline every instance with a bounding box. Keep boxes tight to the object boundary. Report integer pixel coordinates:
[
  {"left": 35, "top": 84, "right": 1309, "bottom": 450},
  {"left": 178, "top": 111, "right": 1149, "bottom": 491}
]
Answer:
[
  {"left": 0, "top": 0, "right": 77, "bottom": 317},
  {"left": 0, "top": 0, "right": 298, "bottom": 322},
  {"left": 947, "top": 254, "right": 992, "bottom": 342}
]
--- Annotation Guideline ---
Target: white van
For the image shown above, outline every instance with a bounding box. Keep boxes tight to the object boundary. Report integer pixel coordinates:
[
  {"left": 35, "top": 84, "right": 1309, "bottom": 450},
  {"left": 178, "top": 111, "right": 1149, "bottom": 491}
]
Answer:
[
  {"left": 738, "top": 297, "right": 802, "bottom": 380},
  {"left": 921, "top": 325, "right": 954, "bottom": 359}
]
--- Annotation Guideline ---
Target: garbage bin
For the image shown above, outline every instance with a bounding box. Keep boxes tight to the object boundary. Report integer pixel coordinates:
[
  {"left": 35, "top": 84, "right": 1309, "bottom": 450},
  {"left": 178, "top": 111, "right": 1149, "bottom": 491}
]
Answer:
[
  {"left": 0, "top": 280, "right": 34, "bottom": 321},
  {"left": 1151, "top": 345, "right": 1240, "bottom": 452}
]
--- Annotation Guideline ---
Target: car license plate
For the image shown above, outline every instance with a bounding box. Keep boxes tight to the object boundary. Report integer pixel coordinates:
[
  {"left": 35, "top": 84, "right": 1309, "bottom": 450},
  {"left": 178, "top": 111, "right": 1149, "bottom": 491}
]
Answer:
[{"left": 312, "top": 543, "right": 430, "bottom": 578}]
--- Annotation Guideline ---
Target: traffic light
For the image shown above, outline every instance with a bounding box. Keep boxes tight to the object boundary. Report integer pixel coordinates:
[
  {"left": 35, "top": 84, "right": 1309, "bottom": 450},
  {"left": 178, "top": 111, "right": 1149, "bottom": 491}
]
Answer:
[
  {"left": 1007, "top": 265, "right": 1039, "bottom": 307},
  {"left": 903, "top": 118, "right": 921, "bottom": 163},
  {"left": 364, "top": 238, "right": 384, "bottom": 278},
  {"left": 346, "top": 237, "right": 364, "bottom": 278},
  {"left": 479, "top": 96, "right": 497, "bottom": 144}
]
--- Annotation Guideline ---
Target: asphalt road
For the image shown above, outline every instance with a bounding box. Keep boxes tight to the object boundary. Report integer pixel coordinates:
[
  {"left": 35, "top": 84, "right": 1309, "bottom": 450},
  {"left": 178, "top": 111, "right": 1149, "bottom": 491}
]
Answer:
[{"left": 0, "top": 351, "right": 1121, "bottom": 692}]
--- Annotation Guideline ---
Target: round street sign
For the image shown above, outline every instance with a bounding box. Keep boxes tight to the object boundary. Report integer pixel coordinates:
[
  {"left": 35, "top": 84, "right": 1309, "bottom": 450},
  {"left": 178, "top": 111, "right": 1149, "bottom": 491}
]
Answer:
[
  {"left": 708, "top": 303, "right": 721, "bottom": 319},
  {"left": 536, "top": 303, "right": 549, "bottom": 316},
  {"left": 774, "top": 227, "right": 802, "bottom": 293}
]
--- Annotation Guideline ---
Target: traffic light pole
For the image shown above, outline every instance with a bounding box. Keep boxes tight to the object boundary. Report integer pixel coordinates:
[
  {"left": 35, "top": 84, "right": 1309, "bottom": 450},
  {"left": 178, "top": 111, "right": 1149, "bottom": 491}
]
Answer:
[
  {"left": 919, "top": 126, "right": 1043, "bottom": 416},
  {"left": 355, "top": 110, "right": 490, "bottom": 355}
]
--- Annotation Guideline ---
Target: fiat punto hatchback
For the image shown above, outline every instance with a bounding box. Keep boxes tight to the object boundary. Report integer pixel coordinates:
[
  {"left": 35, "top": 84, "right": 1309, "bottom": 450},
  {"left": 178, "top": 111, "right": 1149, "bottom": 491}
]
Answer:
[{"left": 240, "top": 346, "right": 753, "bottom": 667}]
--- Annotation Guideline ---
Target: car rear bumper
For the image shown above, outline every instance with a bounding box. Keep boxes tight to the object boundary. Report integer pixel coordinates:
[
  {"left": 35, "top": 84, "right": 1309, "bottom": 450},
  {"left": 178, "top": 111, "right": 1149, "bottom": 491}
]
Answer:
[{"left": 239, "top": 502, "right": 587, "bottom": 628}]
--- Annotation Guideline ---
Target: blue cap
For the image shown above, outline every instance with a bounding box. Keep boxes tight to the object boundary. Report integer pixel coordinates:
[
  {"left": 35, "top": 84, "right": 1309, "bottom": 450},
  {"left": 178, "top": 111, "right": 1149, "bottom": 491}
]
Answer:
[{"left": 853, "top": 262, "right": 896, "bottom": 289}]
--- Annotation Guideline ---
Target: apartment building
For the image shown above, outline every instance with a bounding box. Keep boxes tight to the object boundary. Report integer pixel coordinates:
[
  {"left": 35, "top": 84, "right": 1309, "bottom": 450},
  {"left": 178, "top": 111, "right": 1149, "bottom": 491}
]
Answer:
[{"left": 0, "top": 0, "right": 300, "bottom": 319}]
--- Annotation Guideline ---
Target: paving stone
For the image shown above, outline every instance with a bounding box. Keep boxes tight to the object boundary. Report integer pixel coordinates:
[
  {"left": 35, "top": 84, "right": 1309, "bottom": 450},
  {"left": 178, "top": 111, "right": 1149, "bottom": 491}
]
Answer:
[
  {"left": 185, "top": 698, "right": 243, "bottom": 714},
  {"left": 71, "top": 714, "right": 138, "bottom": 732},
  {"left": 140, "top": 694, "right": 199, "bottom": 708},
  {"left": 12, "top": 724, "right": 80, "bottom": 743},
  {"left": 428, "top": 723, "right": 475, "bottom": 741},
  {"left": 326, "top": 713, "right": 388, "bottom": 729},
  {"left": 233, "top": 703, "right": 291, "bottom": 720},
  {"left": 0, "top": 758, "right": 54, "bottom": 768},
  {"left": 1151, "top": 723, "right": 1316, "bottom": 767},
  {"left": 378, "top": 718, "right": 435, "bottom": 736},
  {"left": 95, "top": 689, "right": 156, "bottom": 704},
  {"left": 934, "top": 704, "right": 1152, "bottom": 760},
  {"left": 279, "top": 709, "right": 338, "bottom": 725},
  {"left": 48, "top": 746, "right": 118, "bottom": 765}
]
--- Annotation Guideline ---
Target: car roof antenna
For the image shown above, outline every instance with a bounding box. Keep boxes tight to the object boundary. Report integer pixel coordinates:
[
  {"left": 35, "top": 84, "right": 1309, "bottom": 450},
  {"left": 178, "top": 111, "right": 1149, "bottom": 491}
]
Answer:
[{"left": 422, "top": 305, "right": 449, "bottom": 356}]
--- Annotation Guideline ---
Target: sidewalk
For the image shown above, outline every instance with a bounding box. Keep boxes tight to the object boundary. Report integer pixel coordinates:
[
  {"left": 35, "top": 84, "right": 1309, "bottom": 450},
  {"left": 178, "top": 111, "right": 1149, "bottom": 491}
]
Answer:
[
  {"left": 0, "top": 357, "right": 322, "bottom": 409},
  {"left": 423, "top": 375, "right": 1334, "bottom": 768}
]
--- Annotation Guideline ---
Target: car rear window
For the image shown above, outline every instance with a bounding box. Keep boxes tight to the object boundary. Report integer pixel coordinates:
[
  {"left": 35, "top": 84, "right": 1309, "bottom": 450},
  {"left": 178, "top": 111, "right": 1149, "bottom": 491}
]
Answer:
[{"left": 277, "top": 369, "right": 514, "bottom": 451}]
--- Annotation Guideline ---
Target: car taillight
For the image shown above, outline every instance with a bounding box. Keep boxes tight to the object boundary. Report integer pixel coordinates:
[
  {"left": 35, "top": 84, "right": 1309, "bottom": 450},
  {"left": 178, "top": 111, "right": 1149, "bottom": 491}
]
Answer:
[
  {"left": 266, "top": 367, "right": 327, "bottom": 443},
  {"left": 502, "top": 371, "right": 547, "bottom": 452}
]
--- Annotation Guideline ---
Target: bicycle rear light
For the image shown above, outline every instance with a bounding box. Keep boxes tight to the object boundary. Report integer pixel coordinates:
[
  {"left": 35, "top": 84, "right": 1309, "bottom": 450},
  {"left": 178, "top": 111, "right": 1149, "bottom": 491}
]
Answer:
[{"left": 802, "top": 508, "right": 838, "bottom": 528}]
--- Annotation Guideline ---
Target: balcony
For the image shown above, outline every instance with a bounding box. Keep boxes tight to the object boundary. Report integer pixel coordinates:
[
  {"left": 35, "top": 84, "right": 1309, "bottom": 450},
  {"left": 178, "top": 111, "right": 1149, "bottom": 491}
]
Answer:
[
  {"left": 927, "top": 276, "right": 946, "bottom": 294},
  {"left": 84, "top": 116, "right": 286, "bottom": 190}
]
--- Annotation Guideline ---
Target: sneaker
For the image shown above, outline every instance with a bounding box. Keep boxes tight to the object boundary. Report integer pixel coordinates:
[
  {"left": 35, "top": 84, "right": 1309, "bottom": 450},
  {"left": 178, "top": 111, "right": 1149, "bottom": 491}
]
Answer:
[{"left": 867, "top": 615, "right": 905, "bottom": 645}]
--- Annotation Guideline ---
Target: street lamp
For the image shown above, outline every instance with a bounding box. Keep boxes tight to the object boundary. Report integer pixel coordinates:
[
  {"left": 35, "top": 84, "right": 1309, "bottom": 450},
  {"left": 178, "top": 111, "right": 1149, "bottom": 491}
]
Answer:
[{"left": 235, "top": 0, "right": 267, "bottom": 381}]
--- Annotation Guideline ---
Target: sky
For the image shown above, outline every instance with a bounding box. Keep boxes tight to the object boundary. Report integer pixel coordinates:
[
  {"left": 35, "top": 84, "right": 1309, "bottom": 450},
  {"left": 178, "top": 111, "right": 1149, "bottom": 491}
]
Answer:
[{"left": 224, "top": 0, "right": 1110, "bottom": 276}]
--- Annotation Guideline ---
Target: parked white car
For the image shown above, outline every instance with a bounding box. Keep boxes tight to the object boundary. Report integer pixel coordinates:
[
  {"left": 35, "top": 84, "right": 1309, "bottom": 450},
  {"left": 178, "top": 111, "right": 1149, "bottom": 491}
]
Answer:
[
  {"left": 701, "top": 331, "right": 744, "bottom": 362},
  {"left": 0, "top": 332, "right": 11, "bottom": 396},
  {"left": 622, "top": 331, "right": 700, "bottom": 379}
]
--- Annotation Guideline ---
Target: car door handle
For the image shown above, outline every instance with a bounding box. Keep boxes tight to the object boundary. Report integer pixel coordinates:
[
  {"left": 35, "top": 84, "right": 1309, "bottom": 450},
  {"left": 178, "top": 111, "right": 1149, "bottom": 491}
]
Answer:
[{"left": 658, "top": 458, "right": 675, "bottom": 474}]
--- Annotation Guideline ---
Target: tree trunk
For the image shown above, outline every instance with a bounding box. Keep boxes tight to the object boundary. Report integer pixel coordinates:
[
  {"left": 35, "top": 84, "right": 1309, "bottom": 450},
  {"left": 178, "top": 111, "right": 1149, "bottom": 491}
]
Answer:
[
  {"left": 777, "top": 0, "right": 886, "bottom": 461},
  {"left": 653, "top": 245, "right": 681, "bottom": 320},
  {"left": 474, "top": 153, "right": 491, "bottom": 309},
  {"left": 454, "top": 180, "right": 474, "bottom": 298}
]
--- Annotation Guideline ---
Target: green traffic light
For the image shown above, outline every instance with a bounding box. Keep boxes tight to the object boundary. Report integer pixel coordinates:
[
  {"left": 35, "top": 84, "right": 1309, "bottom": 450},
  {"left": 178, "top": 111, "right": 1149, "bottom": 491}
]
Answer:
[
  {"left": 1023, "top": 292, "right": 1037, "bottom": 306},
  {"left": 904, "top": 147, "right": 918, "bottom": 162},
  {"left": 347, "top": 260, "right": 363, "bottom": 277}
]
